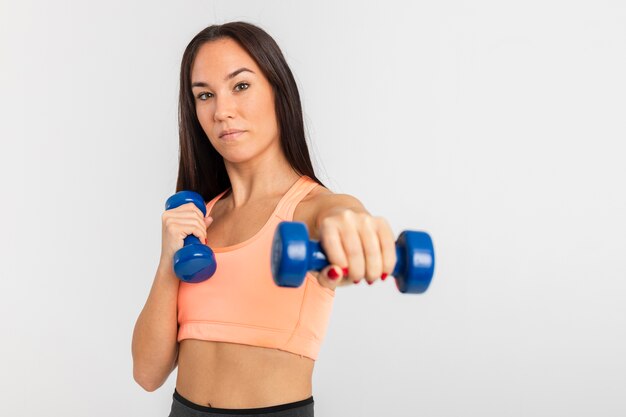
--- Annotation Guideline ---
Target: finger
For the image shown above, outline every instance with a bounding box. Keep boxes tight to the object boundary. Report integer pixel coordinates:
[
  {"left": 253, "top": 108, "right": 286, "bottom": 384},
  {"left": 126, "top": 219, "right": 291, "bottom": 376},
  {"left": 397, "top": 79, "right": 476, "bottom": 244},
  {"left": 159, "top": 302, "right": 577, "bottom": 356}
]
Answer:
[
  {"left": 339, "top": 224, "right": 365, "bottom": 282},
  {"left": 178, "top": 202, "right": 206, "bottom": 219},
  {"left": 191, "top": 223, "right": 208, "bottom": 243},
  {"left": 358, "top": 217, "right": 383, "bottom": 284},
  {"left": 319, "top": 224, "right": 349, "bottom": 272},
  {"left": 170, "top": 218, "right": 208, "bottom": 243},
  {"left": 376, "top": 218, "right": 397, "bottom": 280},
  {"left": 163, "top": 215, "right": 203, "bottom": 228},
  {"left": 167, "top": 208, "right": 207, "bottom": 224},
  {"left": 317, "top": 265, "right": 343, "bottom": 290}
]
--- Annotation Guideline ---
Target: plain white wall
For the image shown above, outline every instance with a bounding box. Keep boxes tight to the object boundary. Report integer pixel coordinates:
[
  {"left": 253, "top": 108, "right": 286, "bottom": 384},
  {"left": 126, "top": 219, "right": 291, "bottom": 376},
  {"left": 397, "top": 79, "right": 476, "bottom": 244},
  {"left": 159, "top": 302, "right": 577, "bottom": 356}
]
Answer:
[{"left": 1, "top": 0, "right": 625, "bottom": 416}]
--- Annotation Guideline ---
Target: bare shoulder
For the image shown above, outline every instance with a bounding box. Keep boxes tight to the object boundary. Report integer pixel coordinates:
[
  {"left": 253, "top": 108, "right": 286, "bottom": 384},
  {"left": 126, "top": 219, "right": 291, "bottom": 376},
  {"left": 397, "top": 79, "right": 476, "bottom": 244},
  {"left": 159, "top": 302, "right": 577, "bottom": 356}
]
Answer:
[{"left": 293, "top": 183, "right": 366, "bottom": 241}]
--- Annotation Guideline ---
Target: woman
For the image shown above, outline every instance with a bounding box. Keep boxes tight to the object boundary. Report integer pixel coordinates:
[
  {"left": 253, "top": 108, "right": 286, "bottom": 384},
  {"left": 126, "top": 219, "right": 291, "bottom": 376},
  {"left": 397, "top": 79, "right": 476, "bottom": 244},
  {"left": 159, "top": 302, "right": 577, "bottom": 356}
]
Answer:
[{"left": 131, "top": 21, "right": 397, "bottom": 417}]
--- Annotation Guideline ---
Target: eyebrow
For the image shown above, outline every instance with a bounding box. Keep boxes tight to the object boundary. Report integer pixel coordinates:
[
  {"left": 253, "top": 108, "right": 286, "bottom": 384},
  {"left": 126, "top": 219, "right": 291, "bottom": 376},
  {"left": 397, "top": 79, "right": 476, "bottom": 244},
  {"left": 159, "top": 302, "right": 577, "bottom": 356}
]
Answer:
[{"left": 191, "top": 67, "right": 255, "bottom": 88}]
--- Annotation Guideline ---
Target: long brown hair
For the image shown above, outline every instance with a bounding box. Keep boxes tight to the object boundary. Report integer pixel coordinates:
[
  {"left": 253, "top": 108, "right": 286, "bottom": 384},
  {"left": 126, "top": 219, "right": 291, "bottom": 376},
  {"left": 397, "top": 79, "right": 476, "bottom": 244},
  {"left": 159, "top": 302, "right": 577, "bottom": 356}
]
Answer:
[{"left": 175, "top": 21, "right": 325, "bottom": 199}]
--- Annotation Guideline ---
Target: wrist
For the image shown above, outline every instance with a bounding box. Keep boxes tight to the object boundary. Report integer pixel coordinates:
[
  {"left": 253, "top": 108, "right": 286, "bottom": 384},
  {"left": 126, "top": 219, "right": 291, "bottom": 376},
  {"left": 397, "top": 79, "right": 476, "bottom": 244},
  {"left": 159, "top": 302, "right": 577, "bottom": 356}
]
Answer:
[{"left": 157, "top": 256, "right": 176, "bottom": 277}]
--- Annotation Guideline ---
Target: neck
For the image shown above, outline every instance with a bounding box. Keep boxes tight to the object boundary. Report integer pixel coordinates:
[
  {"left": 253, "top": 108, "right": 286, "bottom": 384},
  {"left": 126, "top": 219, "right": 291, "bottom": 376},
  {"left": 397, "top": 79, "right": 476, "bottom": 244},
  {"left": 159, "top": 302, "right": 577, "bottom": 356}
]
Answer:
[{"left": 222, "top": 150, "right": 302, "bottom": 209}]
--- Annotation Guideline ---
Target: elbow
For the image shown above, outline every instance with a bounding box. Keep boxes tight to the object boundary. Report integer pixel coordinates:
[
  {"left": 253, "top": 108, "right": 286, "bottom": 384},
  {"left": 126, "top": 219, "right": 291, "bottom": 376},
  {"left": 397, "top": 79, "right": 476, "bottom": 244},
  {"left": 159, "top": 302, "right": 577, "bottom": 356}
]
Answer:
[
  {"left": 133, "top": 368, "right": 165, "bottom": 392},
  {"left": 134, "top": 374, "right": 155, "bottom": 392},
  {"left": 131, "top": 342, "right": 178, "bottom": 392}
]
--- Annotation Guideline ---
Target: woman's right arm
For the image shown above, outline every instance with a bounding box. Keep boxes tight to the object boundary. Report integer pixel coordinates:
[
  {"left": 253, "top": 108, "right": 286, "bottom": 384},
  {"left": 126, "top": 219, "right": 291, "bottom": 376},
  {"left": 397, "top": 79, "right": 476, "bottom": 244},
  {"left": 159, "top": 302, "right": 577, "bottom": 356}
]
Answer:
[
  {"left": 131, "top": 257, "right": 180, "bottom": 392},
  {"left": 131, "top": 203, "right": 212, "bottom": 392}
]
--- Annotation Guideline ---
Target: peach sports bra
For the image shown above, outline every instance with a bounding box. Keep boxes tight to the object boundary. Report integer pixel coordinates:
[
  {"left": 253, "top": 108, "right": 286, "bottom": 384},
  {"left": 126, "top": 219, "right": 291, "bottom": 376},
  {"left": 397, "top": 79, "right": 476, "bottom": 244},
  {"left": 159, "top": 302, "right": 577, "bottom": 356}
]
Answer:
[{"left": 176, "top": 175, "right": 335, "bottom": 361}]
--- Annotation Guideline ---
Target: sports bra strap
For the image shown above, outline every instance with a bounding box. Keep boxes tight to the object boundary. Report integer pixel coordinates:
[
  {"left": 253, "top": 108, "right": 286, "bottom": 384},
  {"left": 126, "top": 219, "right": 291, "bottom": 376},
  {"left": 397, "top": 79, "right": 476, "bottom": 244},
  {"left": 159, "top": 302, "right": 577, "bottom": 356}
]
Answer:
[
  {"left": 204, "top": 189, "right": 229, "bottom": 217},
  {"left": 276, "top": 176, "right": 319, "bottom": 220}
]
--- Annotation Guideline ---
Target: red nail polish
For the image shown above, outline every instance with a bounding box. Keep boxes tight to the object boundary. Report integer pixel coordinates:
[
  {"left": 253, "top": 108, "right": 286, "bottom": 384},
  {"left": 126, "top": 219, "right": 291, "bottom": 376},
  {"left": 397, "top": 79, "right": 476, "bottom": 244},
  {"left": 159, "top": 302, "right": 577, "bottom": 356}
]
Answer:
[
  {"left": 342, "top": 268, "right": 349, "bottom": 277},
  {"left": 381, "top": 273, "right": 388, "bottom": 281},
  {"left": 204, "top": 238, "right": 208, "bottom": 245},
  {"left": 328, "top": 268, "right": 340, "bottom": 280},
  {"left": 353, "top": 280, "right": 361, "bottom": 284},
  {"left": 367, "top": 280, "right": 373, "bottom": 285}
]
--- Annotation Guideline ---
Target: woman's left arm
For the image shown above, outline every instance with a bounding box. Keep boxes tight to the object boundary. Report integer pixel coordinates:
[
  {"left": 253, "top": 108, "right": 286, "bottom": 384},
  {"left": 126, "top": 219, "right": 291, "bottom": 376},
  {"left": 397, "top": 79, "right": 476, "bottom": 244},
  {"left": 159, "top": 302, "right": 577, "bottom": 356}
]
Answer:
[{"left": 309, "top": 193, "right": 397, "bottom": 289}]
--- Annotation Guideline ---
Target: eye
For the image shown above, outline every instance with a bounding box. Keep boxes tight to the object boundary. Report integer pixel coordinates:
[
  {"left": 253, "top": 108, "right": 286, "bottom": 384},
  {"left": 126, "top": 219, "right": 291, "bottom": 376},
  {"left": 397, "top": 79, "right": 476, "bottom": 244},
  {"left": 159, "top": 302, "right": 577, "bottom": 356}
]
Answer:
[
  {"left": 196, "top": 92, "right": 213, "bottom": 101},
  {"left": 195, "top": 82, "right": 249, "bottom": 101},
  {"left": 234, "top": 82, "right": 249, "bottom": 92}
]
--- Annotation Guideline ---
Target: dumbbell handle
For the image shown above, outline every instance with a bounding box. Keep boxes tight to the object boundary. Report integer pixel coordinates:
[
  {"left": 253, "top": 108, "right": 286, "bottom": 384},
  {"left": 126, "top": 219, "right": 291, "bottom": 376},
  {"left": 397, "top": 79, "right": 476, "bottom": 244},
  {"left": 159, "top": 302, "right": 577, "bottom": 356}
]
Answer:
[
  {"left": 305, "top": 240, "right": 427, "bottom": 277},
  {"left": 182, "top": 234, "right": 203, "bottom": 247}
]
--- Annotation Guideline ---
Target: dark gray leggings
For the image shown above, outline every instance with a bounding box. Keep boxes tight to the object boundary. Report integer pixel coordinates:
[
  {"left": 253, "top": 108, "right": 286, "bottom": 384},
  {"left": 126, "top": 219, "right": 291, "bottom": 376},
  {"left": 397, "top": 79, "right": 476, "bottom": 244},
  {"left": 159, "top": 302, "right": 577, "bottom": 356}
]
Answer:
[{"left": 168, "top": 389, "right": 314, "bottom": 417}]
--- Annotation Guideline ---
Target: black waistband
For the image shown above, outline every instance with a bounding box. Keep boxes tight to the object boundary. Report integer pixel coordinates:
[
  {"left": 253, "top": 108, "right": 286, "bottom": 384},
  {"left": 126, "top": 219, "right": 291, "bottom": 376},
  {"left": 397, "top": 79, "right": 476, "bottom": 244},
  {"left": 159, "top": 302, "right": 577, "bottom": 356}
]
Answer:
[{"left": 173, "top": 389, "right": 314, "bottom": 415}]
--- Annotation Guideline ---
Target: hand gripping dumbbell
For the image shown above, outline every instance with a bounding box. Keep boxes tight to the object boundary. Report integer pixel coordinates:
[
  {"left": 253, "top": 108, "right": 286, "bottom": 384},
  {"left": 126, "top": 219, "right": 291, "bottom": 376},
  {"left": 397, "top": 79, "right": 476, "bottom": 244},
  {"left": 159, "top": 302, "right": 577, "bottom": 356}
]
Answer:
[
  {"left": 271, "top": 221, "right": 435, "bottom": 294},
  {"left": 164, "top": 191, "right": 217, "bottom": 283}
]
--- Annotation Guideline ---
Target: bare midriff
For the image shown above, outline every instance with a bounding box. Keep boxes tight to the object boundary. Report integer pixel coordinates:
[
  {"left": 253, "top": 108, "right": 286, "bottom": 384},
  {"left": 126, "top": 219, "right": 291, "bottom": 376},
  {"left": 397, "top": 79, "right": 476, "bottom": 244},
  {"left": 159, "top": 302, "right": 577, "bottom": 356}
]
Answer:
[{"left": 175, "top": 339, "right": 315, "bottom": 409}]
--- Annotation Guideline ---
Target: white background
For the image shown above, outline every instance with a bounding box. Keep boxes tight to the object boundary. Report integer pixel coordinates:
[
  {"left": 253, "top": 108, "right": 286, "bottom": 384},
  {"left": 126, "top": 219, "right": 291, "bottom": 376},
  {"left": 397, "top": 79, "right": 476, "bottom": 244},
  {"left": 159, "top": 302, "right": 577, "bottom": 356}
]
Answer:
[{"left": 1, "top": 1, "right": 625, "bottom": 416}]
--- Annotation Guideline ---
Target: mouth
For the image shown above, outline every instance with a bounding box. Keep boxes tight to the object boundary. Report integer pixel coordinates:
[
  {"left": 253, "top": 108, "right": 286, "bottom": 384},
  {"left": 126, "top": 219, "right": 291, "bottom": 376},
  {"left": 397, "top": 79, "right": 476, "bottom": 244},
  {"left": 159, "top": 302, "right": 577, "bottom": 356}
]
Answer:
[{"left": 219, "top": 130, "right": 246, "bottom": 140}]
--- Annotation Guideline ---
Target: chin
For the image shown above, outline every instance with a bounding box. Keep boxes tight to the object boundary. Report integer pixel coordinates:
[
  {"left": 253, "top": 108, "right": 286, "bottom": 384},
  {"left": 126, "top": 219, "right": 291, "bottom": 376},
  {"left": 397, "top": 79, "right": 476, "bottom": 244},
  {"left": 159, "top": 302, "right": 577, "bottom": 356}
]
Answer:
[{"left": 221, "top": 150, "right": 258, "bottom": 165}]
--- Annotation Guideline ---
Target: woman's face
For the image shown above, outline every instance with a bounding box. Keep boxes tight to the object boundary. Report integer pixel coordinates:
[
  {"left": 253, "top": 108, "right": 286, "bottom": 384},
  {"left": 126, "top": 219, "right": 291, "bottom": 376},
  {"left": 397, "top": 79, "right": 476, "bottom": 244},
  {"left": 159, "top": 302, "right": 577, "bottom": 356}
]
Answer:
[{"left": 190, "top": 38, "right": 279, "bottom": 164}]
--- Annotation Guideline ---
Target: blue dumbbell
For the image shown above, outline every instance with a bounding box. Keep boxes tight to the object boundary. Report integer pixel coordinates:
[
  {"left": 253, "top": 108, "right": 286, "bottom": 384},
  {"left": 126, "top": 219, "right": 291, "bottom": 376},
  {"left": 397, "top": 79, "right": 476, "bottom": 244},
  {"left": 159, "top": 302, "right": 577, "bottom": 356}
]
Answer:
[
  {"left": 271, "top": 221, "right": 435, "bottom": 294},
  {"left": 164, "top": 191, "right": 217, "bottom": 283}
]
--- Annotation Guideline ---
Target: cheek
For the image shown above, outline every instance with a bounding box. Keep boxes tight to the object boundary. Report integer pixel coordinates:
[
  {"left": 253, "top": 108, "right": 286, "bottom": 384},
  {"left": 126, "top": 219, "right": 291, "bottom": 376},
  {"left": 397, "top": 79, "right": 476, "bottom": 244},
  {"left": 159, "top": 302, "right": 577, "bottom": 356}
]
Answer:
[
  {"left": 238, "top": 97, "right": 274, "bottom": 135},
  {"left": 254, "top": 94, "right": 278, "bottom": 134}
]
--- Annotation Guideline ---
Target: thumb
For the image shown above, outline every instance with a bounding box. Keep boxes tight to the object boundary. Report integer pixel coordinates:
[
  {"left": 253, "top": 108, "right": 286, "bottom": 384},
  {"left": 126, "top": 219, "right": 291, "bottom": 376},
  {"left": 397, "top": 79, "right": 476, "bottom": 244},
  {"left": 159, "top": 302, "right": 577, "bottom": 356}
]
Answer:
[{"left": 317, "top": 265, "right": 343, "bottom": 290}]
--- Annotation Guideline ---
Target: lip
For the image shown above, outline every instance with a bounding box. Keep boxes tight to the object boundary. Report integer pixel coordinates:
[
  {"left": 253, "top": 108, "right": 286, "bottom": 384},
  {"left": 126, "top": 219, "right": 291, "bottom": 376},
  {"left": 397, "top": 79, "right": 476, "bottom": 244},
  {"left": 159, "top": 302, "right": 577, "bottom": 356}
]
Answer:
[{"left": 219, "top": 129, "right": 245, "bottom": 139}]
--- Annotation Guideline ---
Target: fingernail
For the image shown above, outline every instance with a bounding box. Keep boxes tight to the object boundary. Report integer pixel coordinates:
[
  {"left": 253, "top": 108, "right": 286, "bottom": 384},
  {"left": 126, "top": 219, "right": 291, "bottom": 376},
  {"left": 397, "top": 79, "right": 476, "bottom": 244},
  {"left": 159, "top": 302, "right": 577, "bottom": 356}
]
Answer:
[
  {"left": 353, "top": 280, "right": 361, "bottom": 284},
  {"left": 204, "top": 238, "right": 208, "bottom": 244},
  {"left": 328, "top": 268, "right": 340, "bottom": 280},
  {"left": 381, "top": 273, "right": 388, "bottom": 281},
  {"left": 367, "top": 280, "right": 373, "bottom": 286},
  {"left": 342, "top": 268, "right": 349, "bottom": 277}
]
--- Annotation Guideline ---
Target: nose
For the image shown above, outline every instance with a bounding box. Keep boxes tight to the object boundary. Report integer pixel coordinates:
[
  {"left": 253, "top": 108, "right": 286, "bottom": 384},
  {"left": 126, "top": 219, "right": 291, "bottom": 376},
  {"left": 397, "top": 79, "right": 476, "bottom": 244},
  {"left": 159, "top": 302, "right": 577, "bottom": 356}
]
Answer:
[{"left": 213, "top": 94, "right": 236, "bottom": 122}]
